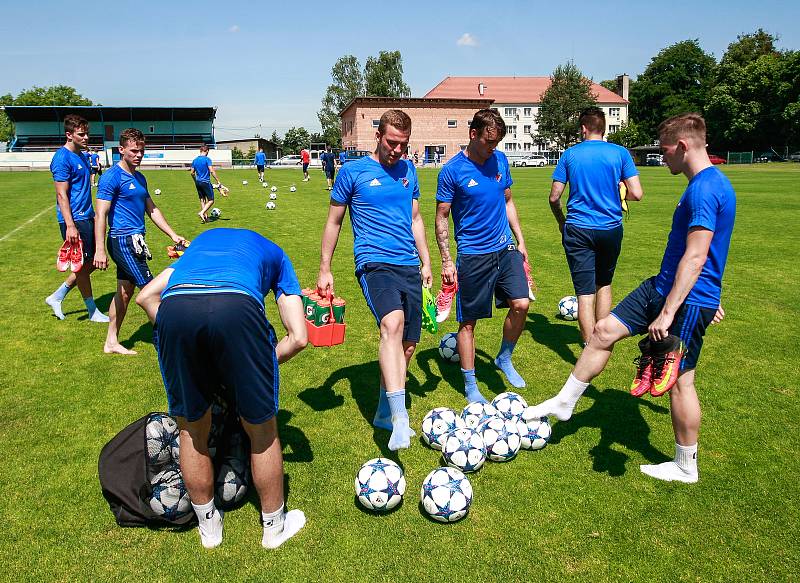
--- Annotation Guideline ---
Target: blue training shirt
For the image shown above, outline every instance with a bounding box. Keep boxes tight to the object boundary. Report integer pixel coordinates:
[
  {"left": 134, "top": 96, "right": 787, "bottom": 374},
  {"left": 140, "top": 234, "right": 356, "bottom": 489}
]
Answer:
[
  {"left": 97, "top": 164, "right": 151, "bottom": 237},
  {"left": 552, "top": 140, "right": 638, "bottom": 230},
  {"left": 339, "top": 151, "right": 346, "bottom": 165},
  {"left": 655, "top": 166, "right": 736, "bottom": 308},
  {"left": 436, "top": 150, "right": 514, "bottom": 255},
  {"left": 254, "top": 152, "right": 266, "bottom": 166},
  {"left": 321, "top": 152, "right": 335, "bottom": 171},
  {"left": 331, "top": 156, "right": 420, "bottom": 269},
  {"left": 191, "top": 155, "right": 212, "bottom": 183},
  {"left": 162, "top": 228, "right": 301, "bottom": 305},
  {"left": 50, "top": 147, "right": 94, "bottom": 223}
]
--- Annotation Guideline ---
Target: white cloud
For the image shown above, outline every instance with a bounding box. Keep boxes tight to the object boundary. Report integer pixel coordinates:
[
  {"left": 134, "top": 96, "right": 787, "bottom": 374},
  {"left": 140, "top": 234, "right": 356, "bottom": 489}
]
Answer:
[
  {"left": 228, "top": 25, "right": 240, "bottom": 33},
  {"left": 457, "top": 33, "right": 478, "bottom": 47}
]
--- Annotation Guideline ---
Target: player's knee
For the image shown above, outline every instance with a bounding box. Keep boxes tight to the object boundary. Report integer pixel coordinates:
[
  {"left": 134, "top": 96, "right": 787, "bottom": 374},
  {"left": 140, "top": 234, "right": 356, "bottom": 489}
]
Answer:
[
  {"left": 509, "top": 297, "right": 529, "bottom": 314},
  {"left": 591, "top": 317, "right": 617, "bottom": 347},
  {"left": 379, "top": 312, "right": 404, "bottom": 338}
]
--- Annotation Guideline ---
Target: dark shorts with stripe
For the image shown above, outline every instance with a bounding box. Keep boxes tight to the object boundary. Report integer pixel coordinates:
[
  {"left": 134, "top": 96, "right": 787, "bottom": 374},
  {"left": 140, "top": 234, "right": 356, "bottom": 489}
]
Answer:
[
  {"left": 59, "top": 218, "right": 96, "bottom": 261},
  {"left": 107, "top": 234, "right": 153, "bottom": 287},
  {"left": 611, "top": 276, "right": 717, "bottom": 371},
  {"left": 156, "top": 292, "right": 279, "bottom": 424},
  {"left": 562, "top": 223, "right": 623, "bottom": 296},
  {"left": 195, "top": 180, "right": 214, "bottom": 200},
  {"left": 356, "top": 262, "right": 422, "bottom": 343},
  {"left": 456, "top": 246, "right": 528, "bottom": 322}
]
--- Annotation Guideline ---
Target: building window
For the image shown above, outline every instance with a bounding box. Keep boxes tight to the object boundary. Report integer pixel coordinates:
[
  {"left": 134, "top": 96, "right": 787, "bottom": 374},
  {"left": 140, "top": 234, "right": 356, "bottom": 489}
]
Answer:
[
  {"left": 507, "top": 125, "right": 517, "bottom": 137},
  {"left": 148, "top": 125, "right": 155, "bottom": 133},
  {"left": 609, "top": 107, "right": 621, "bottom": 117},
  {"left": 372, "top": 119, "right": 380, "bottom": 128},
  {"left": 504, "top": 107, "right": 517, "bottom": 117},
  {"left": 523, "top": 143, "right": 532, "bottom": 151},
  {"left": 608, "top": 125, "right": 620, "bottom": 133},
  {"left": 523, "top": 107, "right": 532, "bottom": 117},
  {"left": 504, "top": 143, "right": 517, "bottom": 151},
  {"left": 523, "top": 125, "right": 531, "bottom": 134},
  {"left": 447, "top": 119, "right": 457, "bottom": 128}
]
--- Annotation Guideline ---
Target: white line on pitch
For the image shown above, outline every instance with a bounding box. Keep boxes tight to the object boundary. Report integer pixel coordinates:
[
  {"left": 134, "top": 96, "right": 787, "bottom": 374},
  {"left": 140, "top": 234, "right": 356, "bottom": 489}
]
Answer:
[{"left": 0, "top": 205, "right": 55, "bottom": 243}]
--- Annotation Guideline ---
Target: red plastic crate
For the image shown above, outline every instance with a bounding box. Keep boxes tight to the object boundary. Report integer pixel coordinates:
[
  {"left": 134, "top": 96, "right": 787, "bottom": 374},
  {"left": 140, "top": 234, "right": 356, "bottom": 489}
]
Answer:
[{"left": 306, "top": 319, "right": 346, "bottom": 347}]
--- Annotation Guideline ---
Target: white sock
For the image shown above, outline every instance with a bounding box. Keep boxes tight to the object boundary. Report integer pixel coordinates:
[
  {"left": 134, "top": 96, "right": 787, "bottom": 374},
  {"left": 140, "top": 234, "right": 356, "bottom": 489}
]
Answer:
[
  {"left": 262, "top": 506, "right": 306, "bottom": 549},
  {"left": 674, "top": 442, "right": 698, "bottom": 474},
  {"left": 527, "top": 374, "right": 589, "bottom": 421},
  {"left": 192, "top": 499, "right": 223, "bottom": 548},
  {"left": 45, "top": 295, "right": 66, "bottom": 320},
  {"left": 640, "top": 443, "right": 698, "bottom": 484},
  {"left": 89, "top": 309, "right": 110, "bottom": 323}
]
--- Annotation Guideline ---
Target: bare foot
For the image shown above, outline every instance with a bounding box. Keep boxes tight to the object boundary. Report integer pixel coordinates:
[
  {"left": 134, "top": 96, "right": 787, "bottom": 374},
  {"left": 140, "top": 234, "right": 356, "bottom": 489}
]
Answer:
[
  {"left": 198, "top": 212, "right": 206, "bottom": 224},
  {"left": 104, "top": 343, "right": 137, "bottom": 355}
]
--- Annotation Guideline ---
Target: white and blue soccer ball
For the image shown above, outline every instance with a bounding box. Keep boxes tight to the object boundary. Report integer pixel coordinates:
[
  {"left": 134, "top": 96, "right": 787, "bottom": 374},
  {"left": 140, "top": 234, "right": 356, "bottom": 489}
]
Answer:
[
  {"left": 270, "top": 185, "right": 278, "bottom": 193},
  {"left": 438, "top": 332, "right": 459, "bottom": 363},
  {"left": 480, "top": 416, "right": 521, "bottom": 462},
  {"left": 269, "top": 192, "right": 277, "bottom": 200},
  {"left": 148, "top": 469, "right": 192, "bottom": 520},
  {"left": 242, "top": 180, "right": 248, "bottom": 185},
  {"left": 266, "top": 201, "right": 276, "bottom": 210},
  {"left": 145, "top": 414, "right": 179, "bottom": 466},
  {"left": 558, "top": 295, "right": 578, "bottom": 321},
  {"left": 461, "top": 401, "right": 499, "bottom": 430},
  {"left": 262, "top": 182, "right": 269, "bottom": 188},
  {"left": 209, "top": 208, "right": 221, "bottom": 219},
  {"left": 442, "top": 428, "right": 486, "bottom": 473},
  {"left": 420, "top": 467, "right": 473, "bottom": 523},
  {"left": 491, "top": 391, "right": 529, "bottom": 420},
  {"left": 289, "top": 185, "right": 297, "bottom": 192},
  {"left": 355, "top": 458, "right": 406, "bottom": 512},
  {"left": 516, "top": 407, "right": 552, "bottom": 450},
  {"left": 421, "top": 407, "right": 466, "bottom": 450},
  {"left": 153, "top": 188, "right": 162, "bottom": 195},
  {"left": 215, "top": 458, "right": 249, "bottom": 507}
]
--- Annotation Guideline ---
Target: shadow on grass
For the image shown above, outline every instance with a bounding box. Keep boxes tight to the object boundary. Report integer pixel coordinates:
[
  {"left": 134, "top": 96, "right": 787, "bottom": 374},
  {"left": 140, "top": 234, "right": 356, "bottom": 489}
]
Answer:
[
  {"left": 413, "top": 346, "right": 508, "bottom": 400},
  {"left": 526, "top": 312, "right": 583, "bottom": 366},
  {"left": 551, "top": 386, "right": 672, "bottom": 476}
]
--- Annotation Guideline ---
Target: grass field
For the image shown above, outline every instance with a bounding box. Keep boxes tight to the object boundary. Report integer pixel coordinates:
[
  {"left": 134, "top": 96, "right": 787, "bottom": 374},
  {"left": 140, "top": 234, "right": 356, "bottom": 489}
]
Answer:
[{"left": 1, "top": 163, "right": 798, "bottom": 582}]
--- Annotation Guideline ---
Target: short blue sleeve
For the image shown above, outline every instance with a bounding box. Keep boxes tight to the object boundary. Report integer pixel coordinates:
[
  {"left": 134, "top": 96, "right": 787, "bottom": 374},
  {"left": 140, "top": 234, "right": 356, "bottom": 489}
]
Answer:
[
  {"left": 51, "top": 155, "right": 71, "bottom": 182},
  {"left": 621, "top": 149, "right": 638, "bottom": 180},
  {"left": 96, "top": 172, "right": 116, "bottom": 201},
  {"left": 331, "top": 166, "right": 353, "bottom": 205},
  {"left": 686, "top": 188, "right": 718, "bottom": 232},
  {"left": 436, "top": 167, "right": 455, "bottom": 203},
  {"left": 503, "top": 157, "right": 513, "bottom": 190},
  {"left": 273, "top": 253, "right": 302, "bottom": 299},
  {"left": 552, "top": 152, "right": 568, "bottom": 183}
]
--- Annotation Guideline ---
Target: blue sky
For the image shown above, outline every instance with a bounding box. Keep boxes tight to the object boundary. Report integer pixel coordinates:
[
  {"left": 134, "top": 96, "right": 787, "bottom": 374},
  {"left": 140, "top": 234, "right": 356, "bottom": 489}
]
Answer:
[{"left": 1, "top": 0, "right": 797, "bottom": 140}]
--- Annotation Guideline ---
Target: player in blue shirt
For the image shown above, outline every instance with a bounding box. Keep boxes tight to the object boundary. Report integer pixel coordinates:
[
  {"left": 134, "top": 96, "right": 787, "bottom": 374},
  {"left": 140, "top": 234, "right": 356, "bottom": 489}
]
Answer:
[
  {"left": 136, "top": 228, "right": 308, "bottom": 549},
  {"left": 93, "top": 128, "right": 185, "bottom": 355},
  {"left": 320, "top": 145, "right": 336, "bottom": 191},
  {"left": 550, "top": 107, "right": 643, "bottom": 344},
  {"left": 317, "top": 109, "right": 433, "bottom": 451},
  {"left": 435, "top": 109, "right": 530, "bottom": 402},
  {"left": 89, "top": 148, "right": 102, "bottom": 187},
  {"left": 45, "top": 114, "right": 109, "bottom": 323},
  {"left": 254, "top": 147, "right": 267, "bottom": 182},
  {"left": 190, "top": 145, "right": 223, "bottom": 223},
  {"left": 338, "top": 150, "right": 346, "bottom": 167},
  {"left": 529, "top": 114, "right": 735, "bottom": 484}
]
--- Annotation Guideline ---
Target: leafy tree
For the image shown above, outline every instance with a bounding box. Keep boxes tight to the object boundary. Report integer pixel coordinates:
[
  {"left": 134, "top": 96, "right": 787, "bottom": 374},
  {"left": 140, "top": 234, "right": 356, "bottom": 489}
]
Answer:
[
  {"left": 628, "top": 40, "right": 716, "bottom": 142},
  {"left": 364, "top": 51, "right": 411, "bottom": 98},
  {"left": 270, "top": 130, "right": 282, "bottom": 147},
  {"left": 245, "top": 144, "right": 257, "bottom": 162},
  {"left": 599, "top": 79, "right": 618, "bottom": 92},
  {"left": 318, "top": 55, "right": 364, "bottom": 146},
  {"left": 607, "top": 120, "right": 646, "bottom": 148},
  {"left": 718, "top": 29, "right": 779, "bottom": 71},
  {"left": 282, "top": 127, "right": 311, "bottom": 154},
  {"left": 231, "top": 146, "right": 246, "bottom": 164},
  {"left": 535, "top": 61, "right": 598, "bottom": 151},
  {"left": 0, "top": 85, "right": 94, "bottom": 142}
]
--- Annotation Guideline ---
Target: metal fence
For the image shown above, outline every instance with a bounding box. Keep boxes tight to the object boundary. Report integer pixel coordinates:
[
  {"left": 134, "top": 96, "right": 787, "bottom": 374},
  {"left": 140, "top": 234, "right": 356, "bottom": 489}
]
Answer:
[{"left": 727, "top": 152, "right": 753, "bottom": 164}]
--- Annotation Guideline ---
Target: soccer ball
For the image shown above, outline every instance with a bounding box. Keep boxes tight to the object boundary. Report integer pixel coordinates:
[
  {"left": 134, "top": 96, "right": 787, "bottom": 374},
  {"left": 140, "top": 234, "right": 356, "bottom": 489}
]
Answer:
[
  {"left": 209, "top": 208, "right": 221, "bottom": 219},
  {"left": 420, "top": 467, "right": 473, "bottom": 523},
  {"left": 354, "top": 457, "right": 406, "bottom": 512},
  {"left": 269, "top": 192, "right": 277, "bottom": 200},
  {"left": 270, "top": 185, "right": 278, "bottom": 192},
  {"left": 421, "top": 407, "right": 466, "bottom": 450},
  {"left": 242, "top": 180, "right": 248, "bottom": 185},
  {"left": 153, "top": 188, "right": 161, "bottom": 195},
  {"left": 438, "top": 332, "right": 459, "bottom": 363},
  {"left": 215, "top": 458, "right": 249, "bottom": 507},
  {"left": 491, "top": 391, "right": 529, "bottom": 420},
  {"left": 289, "top": 185, "right": 297, "bottom": 192},
  {"left": 147, "top": 469, "right": 192, "bottom": 520},
  {"left": 461, "top": 401, "right": 499, "bottom": 430},
  {"left": 442, "top": 428, "right": 486, "bottom": 473},
  {"left": 262, "top": 182, "right": 269, "bottom": 188},
  {"left": 266, "top": 201, "right": 276, "bottom": 210},
  {"left": 516, "top": 407, "right": 552, "bottom": 450},
  {"left": 480, "top": 416, "right": 521, "bottom": 462},
  {"left": 558, "top": 295, "right": 578, "bottom": 320},
  {"left": 145, "top": 414, "right": 179, "bottom": 466}
]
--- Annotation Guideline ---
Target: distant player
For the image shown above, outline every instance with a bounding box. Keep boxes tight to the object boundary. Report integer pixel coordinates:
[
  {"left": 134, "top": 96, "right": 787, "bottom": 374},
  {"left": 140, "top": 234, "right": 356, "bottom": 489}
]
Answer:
[
  {"left": 89, "top": 148, "right": 102, "bottom": 187},
  {"left": 320, "top": 145, "right": 335, "bottom": 190},
  {"left": 45, "top": 114, "right": 109, "bottom": 323},
  {"left": 317, "top": 109, "right": 433, "bottom": 451},
  {"left": 338, "top": 149, "right": 346, "bottom": 167},
  {"left": 190, "top": 144, "right": 222, "bottom": 223},
  {"left": 254, "top": 147, "right": 267, "bottom": 182},
  {"left": 549, "top": 107, "right": 643, "bottom": 344},
  {"left": 435, "top": 108, "right": 529, "bottom": 402},
  {"left": 136, "top": 228, "right": 308, "bottom": 549},
  {"left": 528, "top": 113, "right": 736, "bottom": 484},
  {"left": 93, "top": 128, "right": 185, "bottom": 355},
  {"left": 300, "top": 148, "right": 310, "bottom": 181}
]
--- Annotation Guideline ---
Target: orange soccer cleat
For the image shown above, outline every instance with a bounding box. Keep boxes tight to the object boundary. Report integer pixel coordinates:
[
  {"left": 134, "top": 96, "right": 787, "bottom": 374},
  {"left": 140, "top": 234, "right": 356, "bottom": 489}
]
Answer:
[
  {"left": 69, "top": 238, "right": 84, "bottom": 272},
  {"left": 56, "top": 240, "right": 72, "bottom": 272},
  {"left": 649, "top": 335, "right": 684, "bottom": 397}
]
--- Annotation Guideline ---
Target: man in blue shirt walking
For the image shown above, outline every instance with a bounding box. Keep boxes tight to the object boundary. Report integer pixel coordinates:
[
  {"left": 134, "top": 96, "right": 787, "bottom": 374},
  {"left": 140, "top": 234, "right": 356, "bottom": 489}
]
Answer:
[
  {"left": 317, "top": 109, "right": 433, "bottom": 451},
  {"left": 254, "top": 147, "right": 267, "bottom": 183},
  {"left": 136, "top": 228, "right": 308, "bottom": 549},
  {"left": 320, "top": 145, "right": 336, "bottom": 191},
  {"left": 190, "top": 144, "right": 223, "bottom": 223},
  {"left": 93, "top": 128, "right": 185, "bottom": 355},
  {"left": 529, "top": 114, "right": 736, "bottom": 484},
  {"left": 549, "top": 107, "right": 643, "bottom": 344}
]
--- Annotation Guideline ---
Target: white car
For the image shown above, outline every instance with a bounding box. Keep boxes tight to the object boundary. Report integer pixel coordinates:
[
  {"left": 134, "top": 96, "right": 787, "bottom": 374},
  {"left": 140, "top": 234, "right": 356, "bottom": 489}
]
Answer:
[
  {"left": 512, "top": 155, "right": 547, "bottom": 167},
  {"left": 271, "top": 155, "right": 302, "bottom": 166}
]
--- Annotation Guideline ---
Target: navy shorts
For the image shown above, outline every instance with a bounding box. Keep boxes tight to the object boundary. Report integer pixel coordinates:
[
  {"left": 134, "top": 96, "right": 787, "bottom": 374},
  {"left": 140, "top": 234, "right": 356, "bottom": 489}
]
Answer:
[
  {"left": 356, "top": 262, "right": 422, "bottom": 343},
  {"left": 156, "top": 293, "right": 279, "bottom": 424},
  {"left": 91, "top": 167, "right": 99, "bottom": 175},
  {"left": 562, "top": 223, "right": 623, "bottom": 296},
  {"left": 302, "top": 163, "right": 309, "bottom": 172},
  {"left": 256, "top": 165, "right": 265, "bottom": 173},
  {"left": 611, "top": 277, "right": 717, "bottom": 371},
  {"left": 108, "top": 234, "right": 153, "bottom": 287},
  {"left": 456, "top": 246, "right": 528, "bottom": 322},
  {"left": 325, "top": 167, "right": 335, "bottom": 179},
  {"left": 195, "top": 180, "right": 214, "bottom": 200},
  {"left": 59, "top": 218, "right": 96, "bottom": 261}
]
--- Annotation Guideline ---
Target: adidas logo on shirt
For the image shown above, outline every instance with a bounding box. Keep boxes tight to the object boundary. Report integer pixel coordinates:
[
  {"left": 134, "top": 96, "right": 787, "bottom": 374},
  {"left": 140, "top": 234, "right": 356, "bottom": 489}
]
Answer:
[
  {"left": 369, "top": 178, "right": 381, "bottom": 187},
  {"left": 78, "top": 165, "right": 83, "bottom": 170},
  {"left": 129, "top": 183, "right": 136, "bottom": 190},
  {"left": 467, "top": 179, "right": 478, "bottom": 187}
]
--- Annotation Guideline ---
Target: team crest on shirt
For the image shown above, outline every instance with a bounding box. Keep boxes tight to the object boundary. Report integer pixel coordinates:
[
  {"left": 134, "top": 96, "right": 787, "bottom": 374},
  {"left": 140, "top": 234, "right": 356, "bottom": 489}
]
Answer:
[
  {"left": 401, "top": 177, "right": 409, "bottom": 188},
  {"left": 495, "top": 173, "right": 502, "bottom": 182}
]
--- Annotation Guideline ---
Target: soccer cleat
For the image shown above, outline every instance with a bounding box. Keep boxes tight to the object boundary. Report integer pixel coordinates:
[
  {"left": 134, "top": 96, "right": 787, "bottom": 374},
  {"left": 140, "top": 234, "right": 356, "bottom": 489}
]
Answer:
[
  {"left": 630, "top": 336, "right": 653, "bottom": 397},
  {"left": 166, "top": 240, "right": 190, "bottom": 259},
  {"left": 69, "top": 238, "right": 84, "bottom": 272},
  {"left": 523, "top": 260, "right": 537, "bottom": 301},
  {"left": 435, "top": 280, "right": 458, "bottom": 323},
  {"left": 56, "top": 241, "right": 72, "bottom": 272},
  {"left": 650, "top": 335, "right": 684, "bottom": 397},
  {"left": 421, "top": 286, "right": 438, "bottom": 334}
]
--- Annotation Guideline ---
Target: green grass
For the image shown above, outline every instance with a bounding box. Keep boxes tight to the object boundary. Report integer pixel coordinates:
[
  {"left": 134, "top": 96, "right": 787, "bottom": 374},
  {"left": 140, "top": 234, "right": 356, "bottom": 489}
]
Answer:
[{"left": 1, "top": 164, "right": 798, "bottom": 582}]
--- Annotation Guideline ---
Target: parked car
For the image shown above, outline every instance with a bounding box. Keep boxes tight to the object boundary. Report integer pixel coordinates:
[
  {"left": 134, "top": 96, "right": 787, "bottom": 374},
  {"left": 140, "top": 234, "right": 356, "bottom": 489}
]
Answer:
[
  {"left": 272, "top": 154, "right": 302, "bottom": 166},
  {"left": 512, "top": 155, "right": 547, "bottom": 167},
  {"left": 646, "top": 153, "right": 664, "bottom": 166},
  {"left": 755, "top": 151, "right": 785, "bottom": 163},
  {"left": 708, "top": 154, "right": 727, "bottom": 165},
  {"left": 788, "top": 152, "right": 800, "bottom": 162},
  {"left": 341, "top": 150, "right": 371, "bottom": 164}
]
